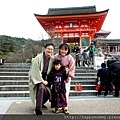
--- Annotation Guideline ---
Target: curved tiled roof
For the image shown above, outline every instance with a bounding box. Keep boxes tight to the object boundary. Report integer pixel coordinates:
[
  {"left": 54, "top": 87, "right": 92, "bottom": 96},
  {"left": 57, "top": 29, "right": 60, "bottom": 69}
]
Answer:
[
  {"left": 47, "top": 6, "right": 97, "bottom": 15},
  {"left": 96, "top": 30, "right": 111, "bottom": 34},
  {"left": 96, "top": 39, "right": 120, "bottom": 44}
]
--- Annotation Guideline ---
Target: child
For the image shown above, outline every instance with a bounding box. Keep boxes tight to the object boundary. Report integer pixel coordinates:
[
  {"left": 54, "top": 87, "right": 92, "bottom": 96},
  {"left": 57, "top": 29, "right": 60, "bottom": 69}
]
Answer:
[
  {"left": 97, "top": 63, "right": 110, "bottom": 96},
  {"left": 82, "top": 50, "right": 89, "bottom": 67},
  {"left": 47, "top": 59, "right": 69, "bottom": 114}
]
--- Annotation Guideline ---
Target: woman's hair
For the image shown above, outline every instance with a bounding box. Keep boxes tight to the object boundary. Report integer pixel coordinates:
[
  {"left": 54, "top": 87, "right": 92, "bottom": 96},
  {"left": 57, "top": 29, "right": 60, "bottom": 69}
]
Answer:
[{"left": 59, "top": 43, "right": 70, "bottom": 55}]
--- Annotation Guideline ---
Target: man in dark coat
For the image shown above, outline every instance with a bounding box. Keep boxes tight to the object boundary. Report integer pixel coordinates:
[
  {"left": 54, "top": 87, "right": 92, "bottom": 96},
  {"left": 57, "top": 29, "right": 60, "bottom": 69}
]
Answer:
[{"left": 107, "top": 59, "right": 120, "bottom": 97}]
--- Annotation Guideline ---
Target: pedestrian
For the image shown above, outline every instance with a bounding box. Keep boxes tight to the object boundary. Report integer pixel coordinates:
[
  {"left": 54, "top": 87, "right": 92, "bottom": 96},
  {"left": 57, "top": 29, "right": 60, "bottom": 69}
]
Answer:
[
  {"left": 97, "top": 47, "right": 105, "bottom": 57},
  {"left": 82, "top": 50, "right": 89, "bottom": 67},
  {"left": 107, "top": 59, "right": 120, "bottom": 97},
  {"left": 47, "top": 59, "right": 69, "bottom": 114},
  {"left": 54, "top": 43, "right": 75, "bottom": 106},
  {"left": 29, "top": 43, "right": 55, "bottom": 115},
  {"left": 2, "top": 58, "right": 5, "bottom": 65},
  {"left": 75, "top": 52, "right": 81, "bottom": 67},
  {"left": 97, "top": 63, "right": 110, "bottom": 96},
  {"left": 86, "top": 42, "right": 96, "bottom": 68},
  {"left": 72, "top": 43, "right": 81, "bottom": 54},
  {"left": 31, "top": 54, "right": 36, "bottom": 63}
]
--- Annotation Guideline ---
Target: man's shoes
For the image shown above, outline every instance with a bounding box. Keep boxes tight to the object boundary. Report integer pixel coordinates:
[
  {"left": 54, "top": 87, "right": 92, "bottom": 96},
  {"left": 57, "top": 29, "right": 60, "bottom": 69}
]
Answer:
[
  {"left": 34, "top": 109, "right": 44, "bottom": 115},
  {"left": 42, "top": 105, "right": 47, "bottom": 109}
]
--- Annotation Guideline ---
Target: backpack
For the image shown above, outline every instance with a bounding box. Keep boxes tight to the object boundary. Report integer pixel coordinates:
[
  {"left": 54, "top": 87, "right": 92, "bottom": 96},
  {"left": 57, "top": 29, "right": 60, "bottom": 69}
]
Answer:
[{"left": 89, "top": 46, "right": 94, "bottom": 54}]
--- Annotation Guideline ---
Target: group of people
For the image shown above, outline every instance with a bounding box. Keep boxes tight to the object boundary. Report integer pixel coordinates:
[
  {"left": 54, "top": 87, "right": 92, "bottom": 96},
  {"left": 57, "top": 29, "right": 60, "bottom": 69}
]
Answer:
[
  {"left": 72, "top": 43, "right": 89, "bottom": 67},
  {"left": 72, "top": 42, "right": 103, "bottom": 68},
  {"left": 29, "top": 43, "right": 75, "bottom": 115},
  {"left": 96, "top": 60, "right": 120, "bottom": 97},
  {"left": 28, "top": 42, "right": 120, "bottom": 116}
]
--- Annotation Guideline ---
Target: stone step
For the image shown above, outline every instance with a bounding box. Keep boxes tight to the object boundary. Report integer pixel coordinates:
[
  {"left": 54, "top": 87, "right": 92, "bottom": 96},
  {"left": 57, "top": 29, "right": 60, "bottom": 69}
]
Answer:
[
  {"left": 0, "top": 76, "right": 96, "bottom": 80},
  {"left": 0, "top": 72, "right": 28, "bottom": 76},
  {"left": 0, "top": 91, "right": 29, "bottom": 97},
  {"left": 74, "top": 76, "right": 97, "bottom": 80},
  {"left": 0, "top": 76, "right": 28, "bottom": 80},
  {"left": 0, "top": 63, "right": 100, "bottom": 97},
  {"left": 69, "top": 90, "right": 114, "bottom": 96},
  {"left": 0, "top": 68, "right": 96, "bottom": 73},
  {"left": 71, "top": 80, "right": 95, "bottom": 85},
  {"left": 0, "top": 85, "right": 29, "bottom": 91},
  {"left": 70, "top": 84, "right": 96, "bottom": 90},
  {"left": 0, "top": 72, "right": 96, "bottom": 76},
  {"left": 0, "top": 63, "right": 31, "bottom": 67},
  {"left": 0, "top": 80, "right": 95, "bottom": 86},
  {"left": 75, "top": 70, "right": 97, "bottom": 73},
  {"left": 0, "top": 80, "right": 28, "bottom": 85},
  {"left": 0, "top": 90, "right": 114, "bottom": 97},
  {"left": 0, "top": 68, "right": 30, "bottom": 72},
  {"left": 0, "top": 84, "right": 96, "bottom": 91},
  {"left": 0, "top": 66, "right": 30, "bottom": 69},
  {"left": 75, "top": 73, "right": 96, "bottom": 76}
]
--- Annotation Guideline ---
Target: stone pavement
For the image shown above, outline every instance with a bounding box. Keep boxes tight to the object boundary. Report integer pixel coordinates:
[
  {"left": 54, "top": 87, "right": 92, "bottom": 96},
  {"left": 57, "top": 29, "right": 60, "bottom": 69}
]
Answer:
[
  {"left": 0, "top": 96, "right": 120, "bottom": 114},
  {"left": 0, "top": 96, "right": 120, "bottom": 120}
]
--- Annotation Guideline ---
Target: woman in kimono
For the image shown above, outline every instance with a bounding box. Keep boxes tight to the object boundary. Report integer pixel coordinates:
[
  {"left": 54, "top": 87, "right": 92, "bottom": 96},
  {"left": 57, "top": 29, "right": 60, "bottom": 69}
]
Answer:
[
  {"left": 54, "top": 43, "right": 75, "bottom": 111},
  {"left": 47, "top": 59, "right": 69, "bottom": 114}
]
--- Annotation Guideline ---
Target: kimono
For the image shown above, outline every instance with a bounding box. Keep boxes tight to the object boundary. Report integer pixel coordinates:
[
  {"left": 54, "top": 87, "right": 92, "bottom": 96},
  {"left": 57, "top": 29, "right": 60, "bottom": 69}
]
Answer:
[
  {"left": 54, "top": 53, "right": 75, "bottom": 103},
  {"left": 29, "top": 52, "right": 54, "bottom": 104},
  {"left": 47, "top": 66, "right": 68, "bottom": 108}
]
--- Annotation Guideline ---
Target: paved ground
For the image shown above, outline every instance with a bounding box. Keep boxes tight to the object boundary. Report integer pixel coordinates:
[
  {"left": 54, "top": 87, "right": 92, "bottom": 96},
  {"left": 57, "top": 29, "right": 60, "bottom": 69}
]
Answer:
[{"left": 1, "top": 96, "right": 120, "bottom": 120}]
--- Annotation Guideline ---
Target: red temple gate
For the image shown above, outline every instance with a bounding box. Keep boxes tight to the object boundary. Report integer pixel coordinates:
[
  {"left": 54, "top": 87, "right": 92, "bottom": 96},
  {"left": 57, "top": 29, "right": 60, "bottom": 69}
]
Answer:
[{"left": 34, "top": 6, "right": 109, "bottom": 48}]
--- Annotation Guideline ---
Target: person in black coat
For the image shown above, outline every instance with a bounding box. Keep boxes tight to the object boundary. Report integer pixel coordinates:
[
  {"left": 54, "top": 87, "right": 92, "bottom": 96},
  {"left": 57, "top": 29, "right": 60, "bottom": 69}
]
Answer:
[
  {"left": 97, "top": 63, "right": 110, "bottom": 96},
  {"left": 107, "top": 59, "right": 120, "bottom": 97}
]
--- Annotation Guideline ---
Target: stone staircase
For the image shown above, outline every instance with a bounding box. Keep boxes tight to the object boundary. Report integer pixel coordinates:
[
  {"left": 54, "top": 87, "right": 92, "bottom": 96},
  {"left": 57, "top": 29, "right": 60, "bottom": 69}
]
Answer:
[
  {"left": 0, "top": 63, "right": 30, "bottom": 97},
  {"left": 0, "top": 63, "right": 114, "bottom": 97}
]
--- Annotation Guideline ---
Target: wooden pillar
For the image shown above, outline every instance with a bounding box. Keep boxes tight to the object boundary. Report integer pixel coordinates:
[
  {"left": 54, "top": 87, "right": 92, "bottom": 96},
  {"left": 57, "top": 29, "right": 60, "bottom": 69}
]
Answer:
[
  {"left": 79, "top": 31, "right": 82, "bottom": 48},
  {"left": 51, "top": 37, "right": 54, "bottom": 44},
  {"left": 115, "top": 46, "right": 117, "bottom": 52},
  {"left": 108, "top": 46, "right": 110, "bottom": 52},
  {"left": 89, "top": 36, "right": 92, "bottom": 45},
  {"left": 79, "top": 36, "right": 82, "bottom": 48},
  {"left": 61, "top": 33, "right": 63, "bottom": 44}
]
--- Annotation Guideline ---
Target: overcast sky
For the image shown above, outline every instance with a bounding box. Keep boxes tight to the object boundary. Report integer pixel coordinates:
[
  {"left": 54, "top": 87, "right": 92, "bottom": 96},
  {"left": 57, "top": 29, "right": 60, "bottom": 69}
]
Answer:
[{"left": 0, "top": 0, "right": 120, "bottom": 40}]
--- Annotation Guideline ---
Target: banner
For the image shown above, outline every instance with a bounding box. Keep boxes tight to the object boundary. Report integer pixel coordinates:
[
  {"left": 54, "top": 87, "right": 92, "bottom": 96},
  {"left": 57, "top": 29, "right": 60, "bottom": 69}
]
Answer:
[{"left": 94, "top": 57, "right": 104, "bottom": 70}]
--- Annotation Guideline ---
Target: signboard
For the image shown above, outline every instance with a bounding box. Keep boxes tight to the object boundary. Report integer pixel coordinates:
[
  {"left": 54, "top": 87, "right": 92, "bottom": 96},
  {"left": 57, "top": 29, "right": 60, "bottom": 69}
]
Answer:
[{"left": 94, "top": 57, "right": 104, "bottom": 70}]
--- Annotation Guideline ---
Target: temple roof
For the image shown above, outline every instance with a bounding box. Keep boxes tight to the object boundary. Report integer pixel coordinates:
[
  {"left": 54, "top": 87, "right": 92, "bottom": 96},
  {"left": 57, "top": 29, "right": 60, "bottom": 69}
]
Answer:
[
  {"left": 95, "top": 30, "right": 111, "bottom": 34},
  {"left": 47, "top": 6, "right": 97, "bottom": 15},
  {"left": 97, "top": 39, "right": 120, "bottom": 44},
  {"left": 94, "top": 30, "right": 111, "bottom": 38},
  {"left": 34, "top": 6, "right": 109, "bottom": 40}
]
